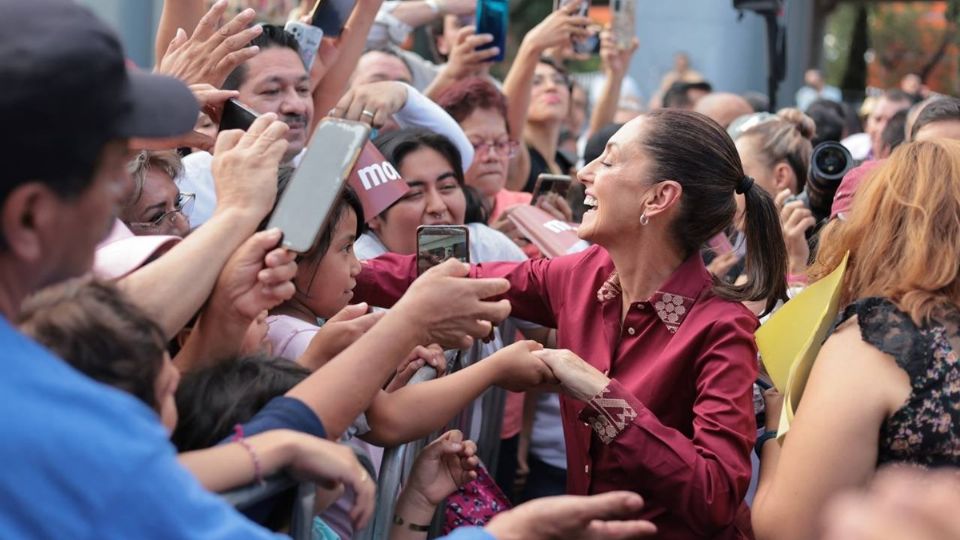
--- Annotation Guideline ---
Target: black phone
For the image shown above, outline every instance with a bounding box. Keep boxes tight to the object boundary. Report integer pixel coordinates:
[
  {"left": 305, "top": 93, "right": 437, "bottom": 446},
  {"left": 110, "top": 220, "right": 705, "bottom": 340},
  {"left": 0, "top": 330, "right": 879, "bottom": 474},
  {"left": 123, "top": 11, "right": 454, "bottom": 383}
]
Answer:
[
  {"left": 531, "top": 174, "right": 573, "bottom": 205},
  {"left": 475, "top": 0, "right": 508, "bottom": 63},
  {"left": 266, "top": 119, "right": 370, "bottom": 252},
  {"left": 308, "top": 0, "right": 355, "bottom": 38},
  {"left": 416, "top": 225, "right": 470, "bottom": 276},
  {"left": 219, "top": 99, "right": 258, "bottom": 132}
]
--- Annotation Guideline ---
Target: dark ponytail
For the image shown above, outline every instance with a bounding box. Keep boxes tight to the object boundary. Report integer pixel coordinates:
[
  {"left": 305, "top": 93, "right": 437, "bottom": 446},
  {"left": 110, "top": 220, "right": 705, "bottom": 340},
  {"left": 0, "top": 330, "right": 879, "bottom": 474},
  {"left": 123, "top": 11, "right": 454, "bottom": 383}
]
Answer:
[{"left": 641, "top": 109, "right": 788, "bottom": 315}]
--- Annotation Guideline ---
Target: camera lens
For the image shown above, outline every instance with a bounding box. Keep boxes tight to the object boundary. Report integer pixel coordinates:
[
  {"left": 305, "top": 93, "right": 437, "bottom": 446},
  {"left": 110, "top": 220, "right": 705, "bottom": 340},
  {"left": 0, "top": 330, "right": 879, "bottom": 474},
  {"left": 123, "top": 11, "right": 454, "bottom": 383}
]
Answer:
[{"left": 811, "top": 141, "right": 852, "bottom": 182}]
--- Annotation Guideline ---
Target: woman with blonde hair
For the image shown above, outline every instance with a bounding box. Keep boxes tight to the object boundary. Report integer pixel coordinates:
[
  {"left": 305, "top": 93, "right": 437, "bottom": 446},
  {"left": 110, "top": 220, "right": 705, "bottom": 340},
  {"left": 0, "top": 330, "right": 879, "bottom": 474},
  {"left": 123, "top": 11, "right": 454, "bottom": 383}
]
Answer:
[{"left": 752, "top": 139, "right": 960, "bottom": 540}]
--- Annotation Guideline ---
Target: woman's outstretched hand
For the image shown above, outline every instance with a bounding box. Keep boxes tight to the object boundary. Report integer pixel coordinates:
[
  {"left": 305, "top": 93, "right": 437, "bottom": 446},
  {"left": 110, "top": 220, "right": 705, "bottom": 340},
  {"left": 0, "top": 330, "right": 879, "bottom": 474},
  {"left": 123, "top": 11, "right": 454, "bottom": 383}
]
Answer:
[{"left": 533, "top": 349, "right": 611, "bottom": 401}]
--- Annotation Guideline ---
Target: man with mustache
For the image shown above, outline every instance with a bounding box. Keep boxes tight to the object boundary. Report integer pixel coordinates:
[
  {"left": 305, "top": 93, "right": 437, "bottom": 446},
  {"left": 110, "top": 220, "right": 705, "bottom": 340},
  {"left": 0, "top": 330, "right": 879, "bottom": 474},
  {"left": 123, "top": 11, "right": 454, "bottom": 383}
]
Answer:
[{"left": 180, "top": 25, "right": 314, "bottom": 228}]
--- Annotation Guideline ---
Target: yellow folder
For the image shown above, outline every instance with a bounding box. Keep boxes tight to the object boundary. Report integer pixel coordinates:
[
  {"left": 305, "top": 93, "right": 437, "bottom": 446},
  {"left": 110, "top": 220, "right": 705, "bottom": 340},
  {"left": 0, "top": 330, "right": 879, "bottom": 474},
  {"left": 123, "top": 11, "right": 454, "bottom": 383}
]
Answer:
[{"left": 756, "top": 252, "right": 849, "bottom": 440}]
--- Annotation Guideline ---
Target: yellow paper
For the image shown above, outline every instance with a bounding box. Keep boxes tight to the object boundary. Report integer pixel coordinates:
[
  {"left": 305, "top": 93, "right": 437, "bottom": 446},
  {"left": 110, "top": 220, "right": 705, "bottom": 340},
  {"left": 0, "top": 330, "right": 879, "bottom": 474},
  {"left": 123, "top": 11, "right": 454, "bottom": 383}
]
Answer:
[{"left": 755, "top": 252, "right": 849, "bottom": 439}]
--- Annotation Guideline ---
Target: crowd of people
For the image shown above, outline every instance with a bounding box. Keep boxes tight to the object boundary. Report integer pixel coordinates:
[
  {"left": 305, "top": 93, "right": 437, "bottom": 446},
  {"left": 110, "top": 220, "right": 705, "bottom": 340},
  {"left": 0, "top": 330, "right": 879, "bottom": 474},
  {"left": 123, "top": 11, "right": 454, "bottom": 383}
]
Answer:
[{"left": 3, "top": 0, "right": 960, "bottom": 538}]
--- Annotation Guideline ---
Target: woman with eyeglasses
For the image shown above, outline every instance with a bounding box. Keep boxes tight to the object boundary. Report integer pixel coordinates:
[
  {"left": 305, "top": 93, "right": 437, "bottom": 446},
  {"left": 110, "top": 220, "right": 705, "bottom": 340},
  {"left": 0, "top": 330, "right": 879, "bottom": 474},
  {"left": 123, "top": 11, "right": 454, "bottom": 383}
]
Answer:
[{"left": 121, "top": 150, "right": 194, "bottom": 238}]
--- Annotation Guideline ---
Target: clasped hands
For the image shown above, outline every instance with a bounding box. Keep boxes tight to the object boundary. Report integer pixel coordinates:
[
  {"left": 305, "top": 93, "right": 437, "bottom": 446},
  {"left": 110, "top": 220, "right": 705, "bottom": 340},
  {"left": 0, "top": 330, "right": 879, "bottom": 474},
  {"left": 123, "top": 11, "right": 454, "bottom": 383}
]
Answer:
[{"left": 491, "top": 341, "right": 611, "bottom": 402}]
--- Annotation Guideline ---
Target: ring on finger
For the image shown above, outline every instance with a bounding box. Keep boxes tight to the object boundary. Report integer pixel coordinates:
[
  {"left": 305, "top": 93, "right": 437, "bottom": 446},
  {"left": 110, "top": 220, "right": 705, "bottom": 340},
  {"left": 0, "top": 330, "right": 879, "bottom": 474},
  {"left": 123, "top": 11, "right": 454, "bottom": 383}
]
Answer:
[{"left": 361, "top": 109, "right": 376, "bottom": 119}]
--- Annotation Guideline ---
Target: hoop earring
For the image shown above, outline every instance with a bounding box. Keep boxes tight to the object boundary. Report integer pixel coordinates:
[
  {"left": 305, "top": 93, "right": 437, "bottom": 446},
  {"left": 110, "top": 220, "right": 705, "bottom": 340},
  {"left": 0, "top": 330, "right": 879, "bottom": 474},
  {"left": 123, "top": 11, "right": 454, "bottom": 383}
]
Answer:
[{"left": 639, "top": 213, "right": 649, "bottom": 226}]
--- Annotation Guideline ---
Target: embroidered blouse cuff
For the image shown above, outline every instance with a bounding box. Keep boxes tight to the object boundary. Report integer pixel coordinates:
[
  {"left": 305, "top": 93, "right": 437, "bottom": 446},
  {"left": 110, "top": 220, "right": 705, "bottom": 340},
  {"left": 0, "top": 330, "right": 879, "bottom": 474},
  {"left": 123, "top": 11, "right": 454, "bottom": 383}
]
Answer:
[{"left": 578, "top": 380, "right": 639, "bottom": 444}]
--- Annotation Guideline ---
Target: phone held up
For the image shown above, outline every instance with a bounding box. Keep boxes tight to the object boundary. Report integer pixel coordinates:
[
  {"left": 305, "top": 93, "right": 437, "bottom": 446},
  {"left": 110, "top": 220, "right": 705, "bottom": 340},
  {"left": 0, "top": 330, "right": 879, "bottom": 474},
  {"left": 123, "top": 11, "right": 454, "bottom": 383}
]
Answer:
[
  {"left": 266, "top": 119, "right": 370, "bottom": 253},
  {"left": 475, "top": 0, "right": 508, "bottom": 63},
  {"left": 219, "top": 99, "right": 259, "bottom": 132},
  {"left": 611, "top": 0, "right": 636, "bottom": 50},
  {"left": 531, "top": 174, "right": 573, "bottom": 206},
  {"left": 554, "top": 0, "right": 597, "bottom": 55},
  {"left": 416, "top": 225, "right": 470, "bottom": 276},
  {"left": 308, "top": 0, "right": 354, "bottom": 38}
]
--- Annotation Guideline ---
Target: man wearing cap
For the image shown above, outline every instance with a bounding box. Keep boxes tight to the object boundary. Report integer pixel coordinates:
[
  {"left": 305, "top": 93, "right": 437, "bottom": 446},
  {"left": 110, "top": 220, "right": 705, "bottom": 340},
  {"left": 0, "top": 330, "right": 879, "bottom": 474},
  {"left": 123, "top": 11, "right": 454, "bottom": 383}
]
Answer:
[{"left": 0, "top": 1, "right": 286, "bottom": 537}]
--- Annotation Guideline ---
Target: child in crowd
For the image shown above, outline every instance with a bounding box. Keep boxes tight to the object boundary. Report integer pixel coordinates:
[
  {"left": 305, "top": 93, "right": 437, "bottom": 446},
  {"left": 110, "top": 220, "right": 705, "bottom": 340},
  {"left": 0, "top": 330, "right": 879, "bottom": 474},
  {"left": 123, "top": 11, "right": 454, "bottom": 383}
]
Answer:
[{"left": 18, "top": 277, "right": 481, "bottom": 539}]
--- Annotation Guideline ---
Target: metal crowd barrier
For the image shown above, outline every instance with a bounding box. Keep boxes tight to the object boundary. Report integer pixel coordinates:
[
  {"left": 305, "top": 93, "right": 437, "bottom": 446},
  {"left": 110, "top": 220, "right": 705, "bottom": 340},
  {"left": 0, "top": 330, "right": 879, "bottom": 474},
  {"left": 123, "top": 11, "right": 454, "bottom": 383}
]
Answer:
[
  {"left": 221, "top": 475, "right": 315, "bottom": 540},
  {"left": 225, "top": 329, "right": 514, "bottom": 539}
]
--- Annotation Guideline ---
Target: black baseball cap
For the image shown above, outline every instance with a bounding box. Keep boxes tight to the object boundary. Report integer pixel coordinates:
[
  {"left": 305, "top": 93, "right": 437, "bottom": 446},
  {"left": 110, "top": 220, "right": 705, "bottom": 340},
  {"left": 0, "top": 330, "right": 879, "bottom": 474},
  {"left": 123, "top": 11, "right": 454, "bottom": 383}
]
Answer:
[{"left": 0, "top": 0, "right": 199, "bottom": 184}]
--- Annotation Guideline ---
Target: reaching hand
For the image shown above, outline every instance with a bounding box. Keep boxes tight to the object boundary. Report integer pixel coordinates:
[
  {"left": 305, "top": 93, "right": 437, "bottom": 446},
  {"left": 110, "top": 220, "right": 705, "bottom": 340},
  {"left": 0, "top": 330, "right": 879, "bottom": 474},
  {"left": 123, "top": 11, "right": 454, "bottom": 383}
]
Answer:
[
  {"left": 210, "top": 113, "right": 289, "bottom": 222},
  {"left": 521, "top": 0, "right": 593, "bottom": 55},
  {"left": 394, "top": 259, "right": 511, "bottom": 349},
  {"left": 536, "top": 192, "right": 574, "bottom": 222},
  {"left": 485, "top": 491, "right": 657, "bottom": 540},
  {"left": 443, "top": 26, "right": 500, "bottom": 79},
  {"left": 285, "top": 433, "right": 376, "bottom": 529},
  {"left": 157, "top": 3, "right": 263, "bottom": 88},
  {"left": 299, "top": 303, "right": 385, "bottom": 371},
  {"left": 706, "top": 251, "right": 739, "bottom": 279},
  {"left": 532, "top": 348, "right": 609, "bottom": 401},
  {"left": 492, "top": 340, "right": 557, "bottom": 392},
  {"left": 404, "top": 430, "right": 480, "bottom": 508},
  {"left": 329, "top": 80, "right": 409, "bottom": 128},
  {"left": 210, "top": 228, "right": 297, "bottom": 323},
  {"left": 599, "top": 28, "right": 638, "bottom": 78},
  {"left": 130, "top": 84, "right": 238, "bottom": 152},
  {"left": 385, "top": 343, "right": 446, "bottom": 392}
]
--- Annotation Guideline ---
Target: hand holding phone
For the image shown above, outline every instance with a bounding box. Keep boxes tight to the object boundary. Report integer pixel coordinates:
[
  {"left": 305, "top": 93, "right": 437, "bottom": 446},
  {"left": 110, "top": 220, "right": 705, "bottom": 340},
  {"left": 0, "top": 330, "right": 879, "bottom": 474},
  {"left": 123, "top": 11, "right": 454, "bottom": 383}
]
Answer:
[
  {"left": 266, "top": 119, "right": 370, "bottom": 253},
  {"left": 417, "top": 225, "right": 470, "bottom": 276},
  {"left": 307, "top": 0, "right": 355, "bottom": 37},
  {"left": 475, "top": 0, "right": 508, "bottom": 63},
  {"left": 611, "top": 0, "right": 636, "bottom": 50},
  {"left": 531, "top": 174, "right": 573, "bottom": 205},
  {"left": 219, "top": 99, "right": 259, "bottom": 132}
]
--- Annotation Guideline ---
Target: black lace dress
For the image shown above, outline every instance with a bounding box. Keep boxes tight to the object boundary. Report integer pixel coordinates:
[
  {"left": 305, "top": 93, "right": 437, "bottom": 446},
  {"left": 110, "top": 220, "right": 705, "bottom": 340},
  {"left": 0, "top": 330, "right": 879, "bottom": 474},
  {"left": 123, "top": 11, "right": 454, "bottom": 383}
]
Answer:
[{"left": 837, "top": 297, "right": 960, "bottom": 467}]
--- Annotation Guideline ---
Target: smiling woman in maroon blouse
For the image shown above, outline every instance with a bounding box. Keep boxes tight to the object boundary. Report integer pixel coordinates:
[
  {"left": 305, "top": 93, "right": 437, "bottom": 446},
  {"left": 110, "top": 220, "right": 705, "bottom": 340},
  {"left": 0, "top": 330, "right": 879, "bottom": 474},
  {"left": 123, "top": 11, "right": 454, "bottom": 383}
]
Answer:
[{"left": 355, "top": 109, "right": 789, "bottom": 539}]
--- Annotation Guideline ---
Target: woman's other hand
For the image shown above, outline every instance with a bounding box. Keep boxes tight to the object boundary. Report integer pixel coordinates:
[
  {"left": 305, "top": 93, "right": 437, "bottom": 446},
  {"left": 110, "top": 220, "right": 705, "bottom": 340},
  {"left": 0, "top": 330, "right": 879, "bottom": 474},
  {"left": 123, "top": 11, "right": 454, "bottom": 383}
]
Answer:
[{"left": 532, "top": 348, "right": 610, "bottom": 401}]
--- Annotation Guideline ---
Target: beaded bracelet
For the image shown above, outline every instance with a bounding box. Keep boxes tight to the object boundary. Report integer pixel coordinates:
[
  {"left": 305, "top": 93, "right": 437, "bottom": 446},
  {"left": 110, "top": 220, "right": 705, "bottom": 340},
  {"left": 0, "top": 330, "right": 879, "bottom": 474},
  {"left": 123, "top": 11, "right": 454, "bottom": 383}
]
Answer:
[
  {"left": 232, "top": 424, "right": 265, "bottom": 487},
  {"left": 393, "top": 514, "right": 431, "bottom": 532}
]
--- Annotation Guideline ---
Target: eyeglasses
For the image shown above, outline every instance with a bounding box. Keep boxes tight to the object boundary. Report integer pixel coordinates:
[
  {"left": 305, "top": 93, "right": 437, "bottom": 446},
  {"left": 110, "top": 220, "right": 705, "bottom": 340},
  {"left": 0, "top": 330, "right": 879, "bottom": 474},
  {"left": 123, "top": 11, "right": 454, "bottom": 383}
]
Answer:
[
  {"left": 532, "top": 73, "right": 571, "bottom": 88},
  {"left": 472, "top": 139, "right": 519, "bottom": 158},
  {"left": 128, "top": 192, "right": 195, "bottom": 232}
]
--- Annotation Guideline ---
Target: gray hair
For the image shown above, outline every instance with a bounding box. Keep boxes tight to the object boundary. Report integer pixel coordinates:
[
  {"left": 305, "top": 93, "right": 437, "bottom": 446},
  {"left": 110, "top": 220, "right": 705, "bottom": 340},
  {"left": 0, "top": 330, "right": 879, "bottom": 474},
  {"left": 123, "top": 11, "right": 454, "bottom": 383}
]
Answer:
[{"left": 125, "top": 150, "right": 183, "bottom": 207}]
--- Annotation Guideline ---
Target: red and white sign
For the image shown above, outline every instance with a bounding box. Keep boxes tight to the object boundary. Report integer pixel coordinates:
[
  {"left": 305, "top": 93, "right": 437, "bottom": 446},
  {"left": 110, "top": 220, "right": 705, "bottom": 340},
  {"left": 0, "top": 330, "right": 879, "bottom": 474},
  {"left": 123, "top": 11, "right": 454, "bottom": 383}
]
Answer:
[{"left": 347, "top": 141, "right": 410, "bottom": 221}]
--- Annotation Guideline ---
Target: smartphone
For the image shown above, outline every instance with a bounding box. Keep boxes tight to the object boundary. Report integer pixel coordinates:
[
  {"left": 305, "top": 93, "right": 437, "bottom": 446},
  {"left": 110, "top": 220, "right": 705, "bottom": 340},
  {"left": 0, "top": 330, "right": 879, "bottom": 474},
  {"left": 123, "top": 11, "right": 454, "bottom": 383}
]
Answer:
[
  {"left": 416, "top": 225, "right": 470, "bottom": 276},
  {"left": 553, "top": 0, "right": 595, "bottom": 55},
  {"left": 267, "top": 119, "right": 370, "bottom": 252},
  {"left": 475, "top": 0, "right": 508, "bottom": 63},
  {"left": 284, "top": 20, "right": 324, "bottom": 69},
  {"left": 611, "top": 0, "right": 636, "bottom": 50},
  {"left": 219, "top": 99, "right": 258, "bottom": 132},
  {"left": 308, "top": 0, "right": 355, "bottom": 38},
  {"left": 707, "top": 232, "right": 735, "bottom": 257},
  {"left": 531, "top": 174, "right": 573, "bottom": 205}
]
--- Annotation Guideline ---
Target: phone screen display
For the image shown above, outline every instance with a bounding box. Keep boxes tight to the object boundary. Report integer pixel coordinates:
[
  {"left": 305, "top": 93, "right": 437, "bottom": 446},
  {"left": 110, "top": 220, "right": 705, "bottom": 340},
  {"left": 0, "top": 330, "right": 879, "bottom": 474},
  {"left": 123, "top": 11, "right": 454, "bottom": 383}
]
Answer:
[
  {"left": 417, "top": 225, "right": 470, "bottom": 276},
  {"left": 219, "top": 99, "right": 258, "bottom": 132},
  {"left": 475, "top": 0, "right": 507, "bottom": 63},
  {"left": 309, "top": 0, "right": 354, "bottom": 37},
  {"left": 266, "top": 119, "right": 370, "bottom": 253},
  {"left": 531, "top": 174, "right": 573, "bottom": 205}
]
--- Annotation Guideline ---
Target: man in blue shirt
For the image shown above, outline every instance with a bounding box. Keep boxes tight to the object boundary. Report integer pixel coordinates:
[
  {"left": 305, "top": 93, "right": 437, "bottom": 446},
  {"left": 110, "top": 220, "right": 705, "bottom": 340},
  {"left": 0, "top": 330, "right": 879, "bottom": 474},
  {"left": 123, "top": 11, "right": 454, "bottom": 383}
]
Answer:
[{"left": 0, "top": 1, "right": 283, "bottom": 537}]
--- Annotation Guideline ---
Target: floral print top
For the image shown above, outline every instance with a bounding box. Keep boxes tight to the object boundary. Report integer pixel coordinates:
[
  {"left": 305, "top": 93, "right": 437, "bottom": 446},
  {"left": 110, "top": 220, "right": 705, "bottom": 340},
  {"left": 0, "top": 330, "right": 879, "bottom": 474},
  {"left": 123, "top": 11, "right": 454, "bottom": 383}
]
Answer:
[{"left": 837, "top": 297, "right": 960, "bottom": 467}]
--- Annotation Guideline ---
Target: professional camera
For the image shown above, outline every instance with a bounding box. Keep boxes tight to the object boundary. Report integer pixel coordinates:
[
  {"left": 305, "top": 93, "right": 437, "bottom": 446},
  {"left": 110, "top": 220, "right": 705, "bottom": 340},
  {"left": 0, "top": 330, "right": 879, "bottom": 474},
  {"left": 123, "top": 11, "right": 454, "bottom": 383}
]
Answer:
[{"left": 786, "top": 141, "right": 856, "bottom": 223}]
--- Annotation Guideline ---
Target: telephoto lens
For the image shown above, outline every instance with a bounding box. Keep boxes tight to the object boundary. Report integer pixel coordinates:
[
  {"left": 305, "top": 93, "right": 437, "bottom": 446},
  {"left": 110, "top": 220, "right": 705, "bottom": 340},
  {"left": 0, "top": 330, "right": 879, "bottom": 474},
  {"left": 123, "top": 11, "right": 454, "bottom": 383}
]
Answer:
[
  {"left": 806, "top": 141, "right": 854, "bottom": 222},
  {"left": 787, "top": 141, "right": 855, "bottom": 223}
]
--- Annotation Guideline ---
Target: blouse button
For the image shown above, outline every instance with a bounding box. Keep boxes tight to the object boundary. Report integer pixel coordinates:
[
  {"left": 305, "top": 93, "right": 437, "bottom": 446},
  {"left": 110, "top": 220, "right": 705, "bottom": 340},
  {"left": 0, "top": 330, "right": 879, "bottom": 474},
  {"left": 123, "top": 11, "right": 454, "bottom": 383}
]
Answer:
[
  {"left": 626, "top": 327, "right": 636, "bottom": 336},
  {"left": 584, "top": 465, "right": 590, "bottom": 475}
]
